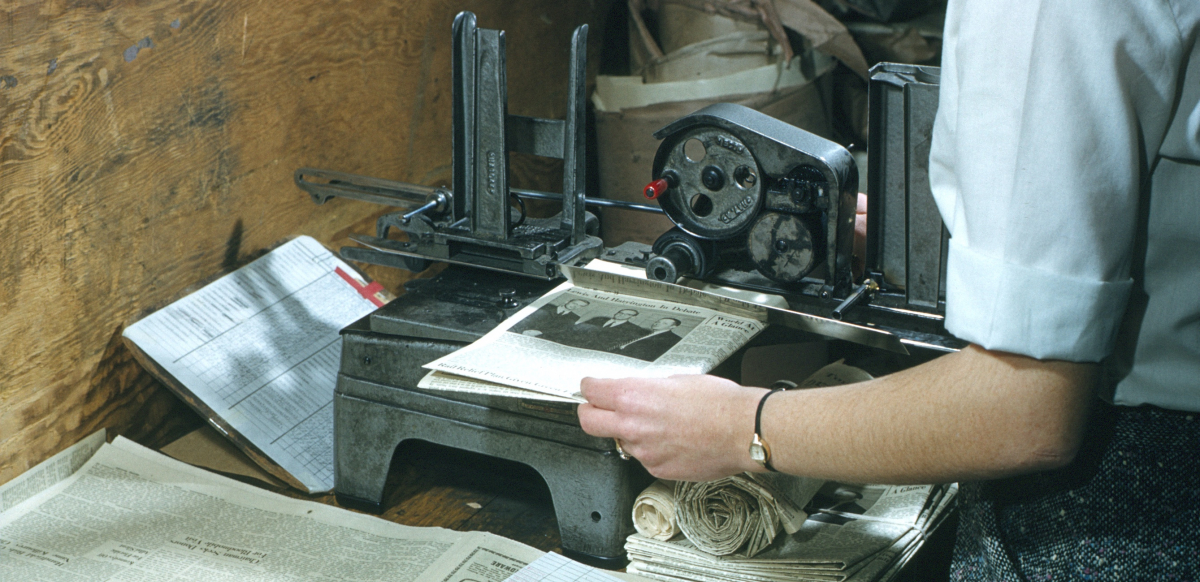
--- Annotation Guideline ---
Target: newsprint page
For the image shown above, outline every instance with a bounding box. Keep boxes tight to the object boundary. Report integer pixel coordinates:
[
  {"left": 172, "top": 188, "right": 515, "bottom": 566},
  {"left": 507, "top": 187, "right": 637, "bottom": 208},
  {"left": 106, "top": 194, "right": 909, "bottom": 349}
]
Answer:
[
  {"left": 0, "top": 434, "right": 545, "bottom": 582},
  {"left": 424, "top": 268, "right": 767, "bottom": 401}
]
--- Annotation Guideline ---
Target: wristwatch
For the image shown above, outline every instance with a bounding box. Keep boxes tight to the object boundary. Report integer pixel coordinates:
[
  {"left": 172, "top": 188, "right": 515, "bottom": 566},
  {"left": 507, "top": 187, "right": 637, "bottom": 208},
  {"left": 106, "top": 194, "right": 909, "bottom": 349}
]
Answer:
[{"left": 749, "top": 380, "right": 796, "bottom": 472}]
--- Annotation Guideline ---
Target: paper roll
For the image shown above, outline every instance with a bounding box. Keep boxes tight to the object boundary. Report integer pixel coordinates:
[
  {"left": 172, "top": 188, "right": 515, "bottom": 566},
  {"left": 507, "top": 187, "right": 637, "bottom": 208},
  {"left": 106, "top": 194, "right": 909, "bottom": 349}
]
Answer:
[
  {"left": 674, "top": 474, "right": 783, "bottom": 557},
  {"left": 632, "top": 479, "right": 680, "bottom": 541}
]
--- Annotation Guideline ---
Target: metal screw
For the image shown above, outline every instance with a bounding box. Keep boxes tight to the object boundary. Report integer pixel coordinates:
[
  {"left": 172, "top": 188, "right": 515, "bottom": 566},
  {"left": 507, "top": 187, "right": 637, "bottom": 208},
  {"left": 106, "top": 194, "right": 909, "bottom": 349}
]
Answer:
[
  {"left": 701, "top": 165, "right": 725, "bottom": 191},
  {"left": 498, "top": 289, "right": 519, "bottom": 309}
]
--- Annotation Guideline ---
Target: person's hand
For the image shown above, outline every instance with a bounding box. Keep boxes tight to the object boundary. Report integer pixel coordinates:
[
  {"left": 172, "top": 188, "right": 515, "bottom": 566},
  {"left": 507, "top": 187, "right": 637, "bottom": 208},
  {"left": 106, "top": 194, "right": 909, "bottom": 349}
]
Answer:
[{"left": 578, "top": 374, "right": 766, "bottom": 481}]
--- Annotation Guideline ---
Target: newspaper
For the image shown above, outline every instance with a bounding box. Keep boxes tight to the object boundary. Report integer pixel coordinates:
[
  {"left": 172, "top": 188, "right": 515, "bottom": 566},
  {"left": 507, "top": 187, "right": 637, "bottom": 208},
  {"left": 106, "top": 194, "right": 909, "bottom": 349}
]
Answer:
[
  {"left": 424, "top": 275, "right": 766, "bottom": 401},
  {"left": 632, "top": 480, "right": 681, "bottom": 541},
  {"left": 621, "top": 362, "right": 956, "bottom": 582},
  {"left": 0, "top": 435, "right": 546, "bottom": 582},
  {"left": 673, "top": 473, "right": 817, "bottom": 557},
  {"left": 417, "top": 372, "right": 577, "bottom": 403},
  {"left": 0, "top": 429, "right": 106, "bottom": 514},
  {"left": 624, "top": 482, "right": 958, "bottom": 582},
  {"left": 121, "top": 236, "right": 389, "bottom": 493}
]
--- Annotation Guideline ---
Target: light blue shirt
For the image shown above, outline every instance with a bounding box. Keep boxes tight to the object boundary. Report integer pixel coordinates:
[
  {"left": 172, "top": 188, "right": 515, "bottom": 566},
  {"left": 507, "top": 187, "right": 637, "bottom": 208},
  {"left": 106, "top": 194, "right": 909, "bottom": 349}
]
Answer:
[{"left": 930, "top": 0, "right": 1200, "bottom": 411}]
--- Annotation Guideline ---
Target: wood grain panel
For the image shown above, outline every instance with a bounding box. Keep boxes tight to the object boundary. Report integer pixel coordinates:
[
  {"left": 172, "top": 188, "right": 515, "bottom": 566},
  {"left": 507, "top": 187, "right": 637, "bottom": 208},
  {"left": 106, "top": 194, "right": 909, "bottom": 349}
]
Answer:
[{"left": 0, "top": 0, "right": 614, "bottom": 484}]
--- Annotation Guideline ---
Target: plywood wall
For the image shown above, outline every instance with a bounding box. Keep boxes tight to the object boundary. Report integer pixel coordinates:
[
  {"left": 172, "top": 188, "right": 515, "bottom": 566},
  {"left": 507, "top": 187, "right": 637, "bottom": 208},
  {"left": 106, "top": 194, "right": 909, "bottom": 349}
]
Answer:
[{"left": 0, "top": 0, "right": 615, "bottom": 485}]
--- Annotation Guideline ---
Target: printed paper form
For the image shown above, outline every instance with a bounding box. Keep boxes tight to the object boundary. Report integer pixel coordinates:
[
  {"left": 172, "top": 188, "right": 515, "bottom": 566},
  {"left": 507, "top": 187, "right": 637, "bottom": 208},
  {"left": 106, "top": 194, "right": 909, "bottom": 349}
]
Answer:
[
  {"left": 122, "top": 236, "right": 382, "bottom": 493},
  {"left": 505, "top": 551, "right": 626, "bottom": 582}
]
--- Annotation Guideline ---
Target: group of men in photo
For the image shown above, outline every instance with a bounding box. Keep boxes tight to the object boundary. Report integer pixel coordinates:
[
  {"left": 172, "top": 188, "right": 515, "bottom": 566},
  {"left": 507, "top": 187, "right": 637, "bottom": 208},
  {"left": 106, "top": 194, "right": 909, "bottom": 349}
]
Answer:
[{"left": 509, "top": 298, "right": 684, "bottom": 362}]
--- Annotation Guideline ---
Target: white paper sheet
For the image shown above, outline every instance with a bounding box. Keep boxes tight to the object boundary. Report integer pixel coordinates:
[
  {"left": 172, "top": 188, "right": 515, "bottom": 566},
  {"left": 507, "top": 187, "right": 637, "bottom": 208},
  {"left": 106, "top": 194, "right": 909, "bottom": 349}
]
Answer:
[{"left": 122, "top": 236, "right": 383, "bottom": 492}]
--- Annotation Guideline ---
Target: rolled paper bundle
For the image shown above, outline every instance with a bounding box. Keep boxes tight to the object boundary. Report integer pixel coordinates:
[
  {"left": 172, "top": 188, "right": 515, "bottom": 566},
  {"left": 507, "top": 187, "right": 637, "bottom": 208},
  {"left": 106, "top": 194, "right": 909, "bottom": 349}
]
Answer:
[
  {"left": 632, "top": 479, "right": 680, "bottom": 540},
  {"left": 674, "top": 474, "right": 783, "bottom": 557}
]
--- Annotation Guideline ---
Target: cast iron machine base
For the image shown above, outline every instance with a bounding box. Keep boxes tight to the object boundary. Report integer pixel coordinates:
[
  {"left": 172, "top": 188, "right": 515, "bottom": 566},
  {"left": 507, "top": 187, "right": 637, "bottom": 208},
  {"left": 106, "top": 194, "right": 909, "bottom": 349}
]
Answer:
[{"left": 333, "top": 267, "right": 652, "bottom": 568}]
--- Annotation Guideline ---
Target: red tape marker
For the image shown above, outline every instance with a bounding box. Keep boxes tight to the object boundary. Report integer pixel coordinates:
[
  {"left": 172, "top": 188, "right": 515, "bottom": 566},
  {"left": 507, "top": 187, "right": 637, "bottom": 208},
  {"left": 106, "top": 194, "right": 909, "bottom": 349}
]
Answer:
[{"left": 335, "top": 267, "right": 386, "bottom": 307}]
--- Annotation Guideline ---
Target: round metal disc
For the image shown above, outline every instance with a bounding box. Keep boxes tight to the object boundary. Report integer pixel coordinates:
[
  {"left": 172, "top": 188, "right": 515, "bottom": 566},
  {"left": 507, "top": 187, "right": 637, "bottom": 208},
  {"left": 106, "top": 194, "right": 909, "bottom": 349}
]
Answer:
[
  {"left": 659, "top": 127, "right": 763, "bottom": 239},
  {"left": 747, "top": 212, "right": 817, "bottom": 283}
]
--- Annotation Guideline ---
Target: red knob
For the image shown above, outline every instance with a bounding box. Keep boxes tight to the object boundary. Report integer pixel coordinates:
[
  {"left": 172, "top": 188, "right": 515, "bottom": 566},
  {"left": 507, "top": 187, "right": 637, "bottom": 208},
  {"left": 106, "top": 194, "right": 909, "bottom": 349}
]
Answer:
[{"left": 644, "top": 178, "right": 669, "bottom": 200}]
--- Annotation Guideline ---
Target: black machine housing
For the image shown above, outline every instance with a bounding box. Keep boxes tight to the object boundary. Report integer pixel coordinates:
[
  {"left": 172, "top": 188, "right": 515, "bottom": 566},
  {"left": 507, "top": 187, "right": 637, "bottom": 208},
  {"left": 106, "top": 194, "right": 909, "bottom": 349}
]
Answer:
[
  {"left": 636, "top": 100, "right": 961, "bottom": 351},
  {"left": 643, "top": 103, "right": 859, "bottom": 300}
]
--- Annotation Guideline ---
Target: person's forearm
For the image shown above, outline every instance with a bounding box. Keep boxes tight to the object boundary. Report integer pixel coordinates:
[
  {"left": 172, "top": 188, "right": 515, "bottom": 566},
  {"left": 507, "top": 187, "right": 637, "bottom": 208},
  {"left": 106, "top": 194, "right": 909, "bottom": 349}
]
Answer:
[
  {"left": 578, "top": 345, "right": 1098, "bottom": 484},
  {"left": 758, "top": 345, "right": 1098, "bottom": 484}
]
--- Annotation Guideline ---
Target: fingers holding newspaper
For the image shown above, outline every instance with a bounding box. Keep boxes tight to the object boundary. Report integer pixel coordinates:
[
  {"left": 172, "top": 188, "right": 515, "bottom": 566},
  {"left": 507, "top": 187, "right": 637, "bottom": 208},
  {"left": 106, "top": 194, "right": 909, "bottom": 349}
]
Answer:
[{"left": 578, "top": 374, "right": 768, "bottom": 481}]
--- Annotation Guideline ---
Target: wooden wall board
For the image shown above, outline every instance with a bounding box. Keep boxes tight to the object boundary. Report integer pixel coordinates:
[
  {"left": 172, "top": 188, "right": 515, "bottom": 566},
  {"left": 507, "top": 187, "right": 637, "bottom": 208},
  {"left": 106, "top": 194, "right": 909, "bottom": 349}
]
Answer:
[{"left": 0, "top": 0, "right": 616, "bottom": 486}]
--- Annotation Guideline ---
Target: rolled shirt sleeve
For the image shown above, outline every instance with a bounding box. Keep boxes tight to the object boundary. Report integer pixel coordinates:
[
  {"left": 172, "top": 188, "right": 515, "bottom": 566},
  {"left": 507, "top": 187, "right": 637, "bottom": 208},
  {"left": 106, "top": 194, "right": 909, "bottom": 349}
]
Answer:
[{"left": 929, "top": 0, "right": 1185, "bottom": 361}]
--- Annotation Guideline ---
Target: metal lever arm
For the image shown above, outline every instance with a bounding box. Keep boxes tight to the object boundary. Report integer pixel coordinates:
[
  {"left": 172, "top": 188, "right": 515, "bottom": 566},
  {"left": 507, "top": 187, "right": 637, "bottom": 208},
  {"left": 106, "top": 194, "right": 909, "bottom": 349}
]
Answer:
[
  {"left": 831, "top": 279, "right": 879, "bottom": 320},
  {"left": 297, "top": 166, "right": 662, "bottom": 215},
  {"left": 295, "top": 168, "right": 446, "bottom": 207}
]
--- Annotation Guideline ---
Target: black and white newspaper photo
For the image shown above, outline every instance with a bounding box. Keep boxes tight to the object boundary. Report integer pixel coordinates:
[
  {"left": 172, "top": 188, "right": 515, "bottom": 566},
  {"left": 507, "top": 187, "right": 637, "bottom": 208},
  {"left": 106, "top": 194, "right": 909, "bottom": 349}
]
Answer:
[{"left": 424, "top": 282, "right": 765, "bottom": 401}]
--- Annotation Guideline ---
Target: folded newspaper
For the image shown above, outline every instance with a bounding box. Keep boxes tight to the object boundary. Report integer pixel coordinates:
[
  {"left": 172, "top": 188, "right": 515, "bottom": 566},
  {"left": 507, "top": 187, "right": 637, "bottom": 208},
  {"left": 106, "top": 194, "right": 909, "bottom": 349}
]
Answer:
[
  {"left": 420, "top": 265, "right": 771, "bottom": 402},
  {"left": 624, "top": 362, "right": 957, "bottom": 582},
  {"left": 626, "top": 481, "right": 958, "bottom": 582},
  {"left": 0, "top": 431, "right": 656, "bottom": 582},
  {"left": 0, "top": 431, "right": 547, "bottom": 582}
]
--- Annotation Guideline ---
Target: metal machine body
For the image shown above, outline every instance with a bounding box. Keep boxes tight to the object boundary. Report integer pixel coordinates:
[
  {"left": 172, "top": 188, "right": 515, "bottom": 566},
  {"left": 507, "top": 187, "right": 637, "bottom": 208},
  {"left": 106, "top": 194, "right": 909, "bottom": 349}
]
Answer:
[
  {"left": 333, "top": 267, "right": 651, "bottom": 567},
  {"left": 297, "top": 20, "right": 956, "bottom": 563},
  {"left": 298, "top": 12, "right": 656, "bottom": 567}
]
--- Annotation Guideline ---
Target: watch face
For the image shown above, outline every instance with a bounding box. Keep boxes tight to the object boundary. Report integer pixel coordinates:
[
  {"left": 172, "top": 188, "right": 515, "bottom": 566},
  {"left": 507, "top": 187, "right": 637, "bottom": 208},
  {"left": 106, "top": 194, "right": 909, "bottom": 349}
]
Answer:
[
  {"left": 749, "top": 444, "right": 767, "bottom": 463},
  {"left": 749, "top": 435, "right": 770, "bottom": 465}
]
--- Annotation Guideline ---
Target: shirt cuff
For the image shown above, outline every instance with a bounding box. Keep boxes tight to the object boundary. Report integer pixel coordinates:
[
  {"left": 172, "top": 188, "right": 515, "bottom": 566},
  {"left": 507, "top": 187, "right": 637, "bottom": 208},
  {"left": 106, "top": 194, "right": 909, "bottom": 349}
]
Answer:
[{"left": 943, "top": 241, "right": 1133, "bottom": 362}]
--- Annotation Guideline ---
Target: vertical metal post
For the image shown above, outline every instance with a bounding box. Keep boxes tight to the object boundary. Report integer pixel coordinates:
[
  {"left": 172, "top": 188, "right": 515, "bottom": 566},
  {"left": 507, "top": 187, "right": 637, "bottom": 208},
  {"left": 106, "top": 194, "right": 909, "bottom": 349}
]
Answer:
[
  {"left": 865, "top": 63, "right": 946, "bottom": 310},
  {"left": 867, "top": 67, "right": 909, "bottom": 288},
  {"left": 472, "top": 29, "right": 510, "bottom": 239},
  {"left": 560, "top": 25, "right": 589, "bottom": 245},
  {"left": 451, "top": 12, "right": 476, "bottom": 222},
  {"left": 903, "top": 82, "right": 943, "bottom": 308}
]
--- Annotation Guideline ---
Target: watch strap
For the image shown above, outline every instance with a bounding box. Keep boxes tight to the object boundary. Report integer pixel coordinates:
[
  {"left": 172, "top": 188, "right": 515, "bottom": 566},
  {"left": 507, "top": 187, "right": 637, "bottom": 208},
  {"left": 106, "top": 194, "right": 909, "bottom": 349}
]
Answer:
[{"left": 753, "top": 380, "right": 797, "bottom": 472}]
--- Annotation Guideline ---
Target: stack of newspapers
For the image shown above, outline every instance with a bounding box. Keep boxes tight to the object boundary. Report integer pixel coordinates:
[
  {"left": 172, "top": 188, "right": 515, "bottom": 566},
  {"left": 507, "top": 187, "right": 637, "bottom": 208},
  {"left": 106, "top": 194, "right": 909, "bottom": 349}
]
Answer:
[{"left": 626, "top": 479, "right": 958, "bottom": 582}]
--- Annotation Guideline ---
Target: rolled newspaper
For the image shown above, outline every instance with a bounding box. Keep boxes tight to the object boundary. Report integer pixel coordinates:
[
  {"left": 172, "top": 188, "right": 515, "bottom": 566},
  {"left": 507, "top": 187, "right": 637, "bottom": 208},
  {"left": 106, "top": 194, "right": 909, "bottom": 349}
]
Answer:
[
  {"left": 632, "top": 479, "right": 680, "bottom": 540},
  {"left": 674, "top": 474, "right": 786, "bottom": 557},
  {"left": 638, "top": 362, "right": 872, "bottom": 558}
]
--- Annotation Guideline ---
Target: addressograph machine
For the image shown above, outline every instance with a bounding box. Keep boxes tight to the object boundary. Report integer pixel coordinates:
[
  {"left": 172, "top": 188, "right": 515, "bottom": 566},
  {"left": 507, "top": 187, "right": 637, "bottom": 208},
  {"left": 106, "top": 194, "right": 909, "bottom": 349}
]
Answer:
[{"left": 295, "top": 11, "right": 955, "bottom": 566}]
